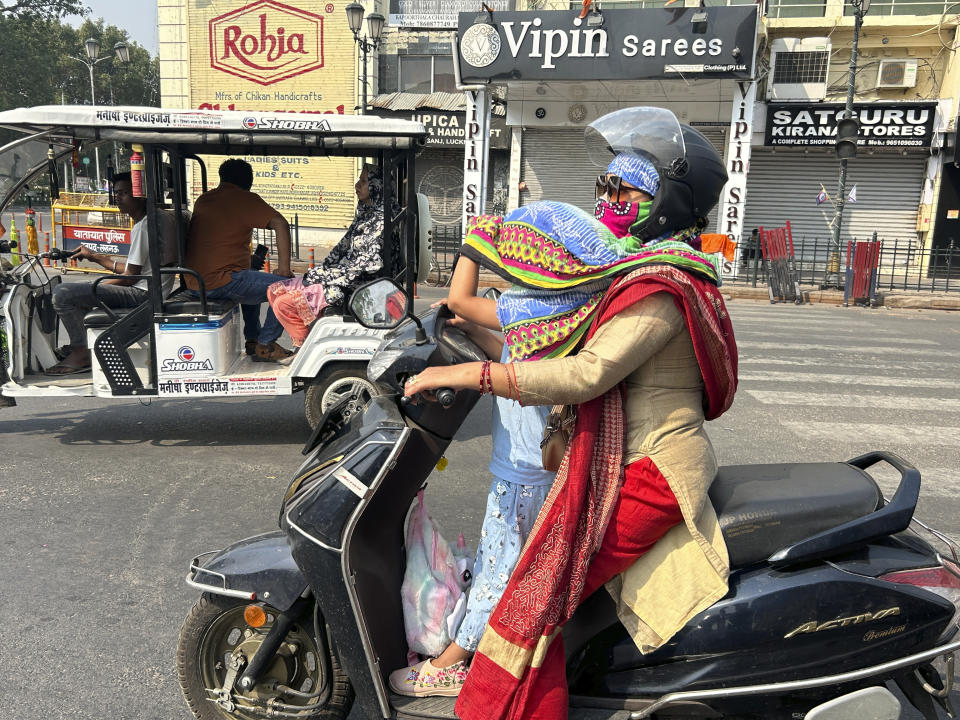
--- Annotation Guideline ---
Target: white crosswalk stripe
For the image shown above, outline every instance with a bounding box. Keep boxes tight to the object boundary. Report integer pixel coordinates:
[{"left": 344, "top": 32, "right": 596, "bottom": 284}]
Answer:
[
  {"left": 738, "top": 341, "right": 947, "bottom": 357},
  {"left": 781, "top": 422, "right": 960, "bottom": 447},
  {"left": 740, "top": 357, "right": 957, "bottom": 371},
  {"left": 747, "top": 391, "right": 960, "bottom": 412},
  {"left": 740, "top": 333, "right": 938, "bottom": 346},
  {"left": 740, "top": 371, "right": 947, "bottom": 389}
]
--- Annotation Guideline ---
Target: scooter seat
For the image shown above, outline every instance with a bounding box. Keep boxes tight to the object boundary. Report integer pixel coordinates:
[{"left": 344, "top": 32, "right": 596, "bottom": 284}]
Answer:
[{"left": 710, "top": 462, "right": 882, "bottom": 568}]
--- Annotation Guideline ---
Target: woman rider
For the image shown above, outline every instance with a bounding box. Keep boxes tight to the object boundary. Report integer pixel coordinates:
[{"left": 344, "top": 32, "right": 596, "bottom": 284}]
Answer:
[
  {"left": 403, "top": 107, "right": 739, "bottom": 720},
  {"left": 389, "top": 136, "right": 665, "bottom": 698}
]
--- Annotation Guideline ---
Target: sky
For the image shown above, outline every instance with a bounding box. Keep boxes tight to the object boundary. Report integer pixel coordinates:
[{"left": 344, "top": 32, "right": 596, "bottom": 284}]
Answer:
[{"left": 68, "top": 0, "right": 159, "bottom": 56}]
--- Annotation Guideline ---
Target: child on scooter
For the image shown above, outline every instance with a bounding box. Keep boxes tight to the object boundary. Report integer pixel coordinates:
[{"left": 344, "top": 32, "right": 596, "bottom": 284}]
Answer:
[{"left": 388, "top": 253, "right": 557, "bottom": 698}]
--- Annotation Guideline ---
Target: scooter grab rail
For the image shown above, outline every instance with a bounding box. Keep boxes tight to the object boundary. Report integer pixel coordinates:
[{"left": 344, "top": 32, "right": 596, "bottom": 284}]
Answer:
[
  {"left": 629, "top": 637, "right": 960, "bottom": 719},
  {"left": 768, "top": 450, "right": 920, "bottom": 568}
]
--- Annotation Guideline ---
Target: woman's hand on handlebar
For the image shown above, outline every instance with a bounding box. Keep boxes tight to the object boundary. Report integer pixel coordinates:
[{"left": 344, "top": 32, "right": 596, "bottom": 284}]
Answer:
[{"left": 404, "top": 365, "right": 470, "bottom": 401}]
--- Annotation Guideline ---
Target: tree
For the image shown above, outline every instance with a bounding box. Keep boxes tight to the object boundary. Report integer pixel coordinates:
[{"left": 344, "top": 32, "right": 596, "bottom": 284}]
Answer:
[
  {"left": 64, "top": 19, "right": 159, "bottom": 107},
  {"left": 0, "top": 12, "right": 159, "bottom": 197},
  {"left": 0, "top": 0, "right": 86, "bottom": 19},
  {"left": 0, "top": 15, "right": 158, "bottom": 110}
]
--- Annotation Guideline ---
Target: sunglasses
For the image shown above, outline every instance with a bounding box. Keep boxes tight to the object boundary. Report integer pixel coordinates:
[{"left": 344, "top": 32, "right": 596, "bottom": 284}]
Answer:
[{"left": 595, "top": 174, "right": 642, "bottom": 202}]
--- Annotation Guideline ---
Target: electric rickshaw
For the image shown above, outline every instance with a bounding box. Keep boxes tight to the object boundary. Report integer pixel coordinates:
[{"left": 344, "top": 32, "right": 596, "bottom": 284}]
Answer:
[{"left": 0, "top": 105, "right": 432, "bottom": 427}]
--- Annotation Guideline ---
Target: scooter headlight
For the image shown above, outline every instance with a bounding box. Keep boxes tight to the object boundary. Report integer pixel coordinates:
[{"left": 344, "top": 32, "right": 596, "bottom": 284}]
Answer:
[{"left": 366, "top": 349, "right": 403, "bottom": 384}]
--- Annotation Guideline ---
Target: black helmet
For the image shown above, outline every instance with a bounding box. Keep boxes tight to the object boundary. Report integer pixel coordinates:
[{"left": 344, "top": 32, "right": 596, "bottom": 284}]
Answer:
[{"left": 585, "top": 107, "right": 727, "bottom": 241}]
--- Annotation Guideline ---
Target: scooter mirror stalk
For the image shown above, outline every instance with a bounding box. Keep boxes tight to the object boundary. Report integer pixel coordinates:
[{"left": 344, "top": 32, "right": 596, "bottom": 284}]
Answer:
[{"left": 349, "top": 279, "right": 427, "bottom": 344}]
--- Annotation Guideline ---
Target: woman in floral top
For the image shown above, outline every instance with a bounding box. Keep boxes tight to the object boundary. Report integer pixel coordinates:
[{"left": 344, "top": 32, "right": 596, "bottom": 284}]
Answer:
[{"left": 266, "top": 165, "right": 402, "bottom": 346}]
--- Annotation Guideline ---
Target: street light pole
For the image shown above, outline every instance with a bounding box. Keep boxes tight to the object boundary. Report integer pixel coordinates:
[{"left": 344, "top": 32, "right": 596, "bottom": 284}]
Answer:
[
  {"left": 84, "top": 61, "right": 102, "bottom": 187},
  {"left": 345, "top": 3, "right": 385, "bottom": 115},
  {"left": 826, "top": 0, "right": 869, "bottom": 287},
  {"left": 73, "top": 38, "right": 130, "bottom": 192}
]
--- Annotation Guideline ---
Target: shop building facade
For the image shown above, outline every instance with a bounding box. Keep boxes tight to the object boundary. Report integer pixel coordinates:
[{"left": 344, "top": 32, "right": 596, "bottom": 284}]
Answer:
[
  {"left": 158, "top": 0, "right": 364, "bottom": 246},
  {"left": 157, "top": 0, "right": 960, "bottom": 263},
  {"left": 451, "top": 0, "right": 959, "bottom": 275},
  {"left": 743, "top": 2, "right": 960, "bottom": 261}
]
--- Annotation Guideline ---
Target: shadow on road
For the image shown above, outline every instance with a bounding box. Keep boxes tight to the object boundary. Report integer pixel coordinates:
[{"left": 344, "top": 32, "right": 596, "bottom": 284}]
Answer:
[{"left": 0, "top": 396, "right": 312, "bottom": 447}]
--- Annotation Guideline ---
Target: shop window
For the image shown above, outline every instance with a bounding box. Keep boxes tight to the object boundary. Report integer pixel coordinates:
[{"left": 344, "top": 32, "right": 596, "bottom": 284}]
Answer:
[
  {"left": 767, "top": 0, "right": 826, "bottom": 18},
  {"left": 399, "top": 55, "right": 457, "bottom": 94},
  {"left": 566, "top": 0, "right": 676, "bottom": 8},
  {"left": 843, "top": 0, "right": 947, "bottom": 14}
]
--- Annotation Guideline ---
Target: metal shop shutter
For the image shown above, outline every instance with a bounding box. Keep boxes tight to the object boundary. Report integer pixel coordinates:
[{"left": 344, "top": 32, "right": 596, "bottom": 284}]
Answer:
[
  {"left": 520, "top": 129, "right": 598, "bottom": 212},
  {"left": 695, "top": 127, "right": 727, "bottom": 234},
  {"left": 743, "top": 151, "right": 925, "bottom": 243}
]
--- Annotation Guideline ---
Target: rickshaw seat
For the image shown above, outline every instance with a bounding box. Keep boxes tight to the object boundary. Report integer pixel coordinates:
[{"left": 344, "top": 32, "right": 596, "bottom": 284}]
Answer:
[
  {"left": 163, "top": 290, "right": 238, "bottom": 317},
  {"left": 84, "top": 308, "right": 139, "bottom": 329}
]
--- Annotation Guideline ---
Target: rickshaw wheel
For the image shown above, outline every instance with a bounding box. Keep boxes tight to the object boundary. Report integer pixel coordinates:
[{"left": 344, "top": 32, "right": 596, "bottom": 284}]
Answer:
[{"left": 305, "top": 363, "right": 383, "bottom": 430}]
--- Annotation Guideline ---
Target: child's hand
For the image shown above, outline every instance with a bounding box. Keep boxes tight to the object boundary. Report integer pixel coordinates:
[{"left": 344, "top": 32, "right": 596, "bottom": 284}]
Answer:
[
  {"left": 430, "top": 298, "right": 449, "bottom": 309},
  {"left": 446, "top": 315, "right": 480, "bottom": 335}
]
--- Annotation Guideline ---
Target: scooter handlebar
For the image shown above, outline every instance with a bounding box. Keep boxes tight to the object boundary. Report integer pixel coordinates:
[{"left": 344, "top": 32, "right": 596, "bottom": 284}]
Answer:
[
  {"left": 400, "top": 387, "right": 457, "bottom": 408},
  {"left": 42, "top": 248, "right": 74, "bottom": 262},
  {"left": 435, "top": 388, "right": 456, "bottom": 408}
]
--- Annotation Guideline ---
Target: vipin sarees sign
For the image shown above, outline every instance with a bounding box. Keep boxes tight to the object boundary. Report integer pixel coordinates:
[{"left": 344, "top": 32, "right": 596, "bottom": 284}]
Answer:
[{"left": 456, "top": 6, "right": 758, "bottom": 82}]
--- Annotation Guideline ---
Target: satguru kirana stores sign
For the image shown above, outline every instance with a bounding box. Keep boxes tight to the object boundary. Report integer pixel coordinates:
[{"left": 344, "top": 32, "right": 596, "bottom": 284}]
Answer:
[{"left": 765, "top": 102, "right": 937, "bottom": 148}]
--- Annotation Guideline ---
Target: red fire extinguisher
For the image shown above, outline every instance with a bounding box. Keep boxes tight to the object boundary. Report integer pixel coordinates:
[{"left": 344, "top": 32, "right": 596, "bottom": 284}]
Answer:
[{"left": 130, "top": 144, "right": 145, "bottom": 198}]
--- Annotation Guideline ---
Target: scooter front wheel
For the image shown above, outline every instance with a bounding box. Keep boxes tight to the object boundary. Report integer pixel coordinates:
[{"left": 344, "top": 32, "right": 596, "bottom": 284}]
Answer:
[{"left": 177, "top": 593, "right": 353, "bottom": 720}]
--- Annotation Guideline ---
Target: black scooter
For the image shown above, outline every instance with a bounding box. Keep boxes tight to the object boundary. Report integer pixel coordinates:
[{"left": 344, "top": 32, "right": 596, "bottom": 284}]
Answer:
[{"left": 178, "top": 278, "right": 960, "bottom": 720}]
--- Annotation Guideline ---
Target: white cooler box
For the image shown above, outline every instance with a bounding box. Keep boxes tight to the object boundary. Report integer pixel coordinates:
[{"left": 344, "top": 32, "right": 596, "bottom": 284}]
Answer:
[{"left": 155, "top": 306, "right": 243, "bottom": 378}]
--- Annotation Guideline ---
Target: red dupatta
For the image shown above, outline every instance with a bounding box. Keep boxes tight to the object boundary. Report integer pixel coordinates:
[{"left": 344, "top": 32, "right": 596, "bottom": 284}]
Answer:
[{"left": 455, "top": 265, "right": 738, "bottom": 720}]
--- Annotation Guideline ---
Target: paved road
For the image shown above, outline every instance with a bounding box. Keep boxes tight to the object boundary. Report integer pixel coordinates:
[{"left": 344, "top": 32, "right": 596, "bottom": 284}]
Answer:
[{"left": 1, "top": 297, "right": 959, "bottom": 719}]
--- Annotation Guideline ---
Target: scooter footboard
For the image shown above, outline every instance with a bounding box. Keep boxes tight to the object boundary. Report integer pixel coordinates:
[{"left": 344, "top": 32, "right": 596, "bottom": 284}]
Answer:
[{"left": 186, "top": 530, "right": 308, "bottom": 612}]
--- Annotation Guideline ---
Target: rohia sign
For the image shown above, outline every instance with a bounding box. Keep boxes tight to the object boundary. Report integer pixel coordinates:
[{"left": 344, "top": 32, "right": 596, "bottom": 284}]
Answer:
[{"left": 456, "top": 6, "right": 758, "bottom": 82}]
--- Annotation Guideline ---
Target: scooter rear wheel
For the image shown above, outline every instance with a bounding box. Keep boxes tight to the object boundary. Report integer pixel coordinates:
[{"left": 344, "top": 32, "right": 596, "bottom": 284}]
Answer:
[{"left": 177, "top": 593, "right": 353, "bottom": 720}]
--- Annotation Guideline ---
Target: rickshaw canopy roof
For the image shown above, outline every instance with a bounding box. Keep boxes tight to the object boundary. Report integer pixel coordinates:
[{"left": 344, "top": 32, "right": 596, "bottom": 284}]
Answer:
[{"left": 0, "top": 105, "right": 429, "bottom": 154}]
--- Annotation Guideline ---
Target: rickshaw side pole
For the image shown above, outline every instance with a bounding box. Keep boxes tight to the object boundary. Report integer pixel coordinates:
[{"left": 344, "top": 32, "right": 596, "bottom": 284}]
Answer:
[
  {"left": 405, "top": 150, "right": 416, "bottom": 302},
  {"left": 143, "top": 146, "right": 163, "bottom": 390}
]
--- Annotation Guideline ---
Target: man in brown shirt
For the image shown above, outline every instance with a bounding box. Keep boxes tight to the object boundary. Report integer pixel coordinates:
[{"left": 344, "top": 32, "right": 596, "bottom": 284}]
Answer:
[{"left": 185, "top": 159, "right": 294, "bottom": 361}]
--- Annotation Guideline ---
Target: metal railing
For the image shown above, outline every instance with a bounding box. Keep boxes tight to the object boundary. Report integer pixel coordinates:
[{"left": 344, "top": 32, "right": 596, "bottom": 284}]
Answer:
[
  {"left": 726, "top": 236, "right": 960, "bottom": 292},
  {"left": 424, "top": 223, "right": 464, "bottom": 286},
  {"left": 843, "top": 0, "right": 957, "bottom": 14}
]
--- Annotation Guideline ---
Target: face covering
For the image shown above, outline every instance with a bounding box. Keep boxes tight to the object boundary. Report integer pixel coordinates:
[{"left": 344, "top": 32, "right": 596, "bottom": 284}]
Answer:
[{"left": 594, "top": 198, "right": 651, "bottom": 239}]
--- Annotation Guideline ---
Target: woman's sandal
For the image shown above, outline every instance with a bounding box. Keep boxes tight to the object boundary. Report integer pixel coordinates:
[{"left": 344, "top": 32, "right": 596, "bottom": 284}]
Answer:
[{"left": 388, "top": 658, "right": 468, "bottom": 698}]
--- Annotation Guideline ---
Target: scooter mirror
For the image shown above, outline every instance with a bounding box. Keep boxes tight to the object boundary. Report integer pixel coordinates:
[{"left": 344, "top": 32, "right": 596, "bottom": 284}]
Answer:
[{"left": 349, "top": 278, "right": 410, "bottom": 330}]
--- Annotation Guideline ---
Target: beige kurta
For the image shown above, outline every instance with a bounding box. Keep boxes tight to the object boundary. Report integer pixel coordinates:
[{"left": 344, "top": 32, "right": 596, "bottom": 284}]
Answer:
[{"left": 511, "top": 292, "right": 730, "bottom": 653}]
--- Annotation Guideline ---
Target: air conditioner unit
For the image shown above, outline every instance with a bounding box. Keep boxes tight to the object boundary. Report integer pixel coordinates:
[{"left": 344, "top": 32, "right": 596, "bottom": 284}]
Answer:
[
  {"left": 767, "top": 37, "right": 831, "bottom": 101},
  {"left": 877, "top": 59, "right": 919, "bottom": 89}
]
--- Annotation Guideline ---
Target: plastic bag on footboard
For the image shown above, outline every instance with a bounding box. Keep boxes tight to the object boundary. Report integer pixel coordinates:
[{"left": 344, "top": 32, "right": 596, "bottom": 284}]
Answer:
[{"left": 401, "top": 491, "right": 471, "bottom": 657}]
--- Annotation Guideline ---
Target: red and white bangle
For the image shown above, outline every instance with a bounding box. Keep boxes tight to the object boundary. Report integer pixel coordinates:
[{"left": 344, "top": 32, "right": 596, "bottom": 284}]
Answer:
[{"left": 479, "top": 360, "right": 492, "bottom": 395}]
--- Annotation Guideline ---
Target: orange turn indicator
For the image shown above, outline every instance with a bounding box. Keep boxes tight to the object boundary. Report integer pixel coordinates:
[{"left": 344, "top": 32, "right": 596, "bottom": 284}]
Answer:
[{"left": 244, "top": 604, "right": 267, "bottom": 628}]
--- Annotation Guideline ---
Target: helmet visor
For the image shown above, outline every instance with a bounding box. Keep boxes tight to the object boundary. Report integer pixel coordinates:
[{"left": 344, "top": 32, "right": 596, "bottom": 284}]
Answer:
[{"left": 584, "top": 107, "right": 686, "bottom": 170}]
